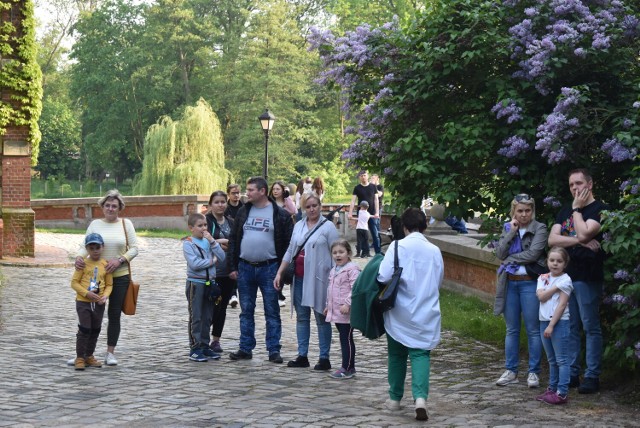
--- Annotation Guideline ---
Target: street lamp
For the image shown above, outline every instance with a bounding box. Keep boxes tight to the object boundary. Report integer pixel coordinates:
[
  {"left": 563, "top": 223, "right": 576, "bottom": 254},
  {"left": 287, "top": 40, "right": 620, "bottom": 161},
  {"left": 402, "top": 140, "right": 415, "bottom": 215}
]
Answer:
[{"left": 258, "top": 109, "right": 276, "bottom": 179}]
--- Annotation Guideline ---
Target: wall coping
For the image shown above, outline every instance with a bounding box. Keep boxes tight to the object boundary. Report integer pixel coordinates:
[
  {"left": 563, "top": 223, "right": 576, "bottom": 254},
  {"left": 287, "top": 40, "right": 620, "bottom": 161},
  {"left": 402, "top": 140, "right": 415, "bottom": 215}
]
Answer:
[
  {"left": 427, "top": 234, "right": 500, "bottom": 267},
  {"left": 31, "top": 194, "right": 211, "bottom": 207}
]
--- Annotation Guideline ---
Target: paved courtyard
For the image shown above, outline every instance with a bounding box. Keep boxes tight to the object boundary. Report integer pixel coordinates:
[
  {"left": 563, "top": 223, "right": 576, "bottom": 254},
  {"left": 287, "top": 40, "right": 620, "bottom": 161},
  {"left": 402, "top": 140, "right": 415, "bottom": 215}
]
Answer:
[{"left": 0, "top": 233, "right": 637, "bottom": 427}]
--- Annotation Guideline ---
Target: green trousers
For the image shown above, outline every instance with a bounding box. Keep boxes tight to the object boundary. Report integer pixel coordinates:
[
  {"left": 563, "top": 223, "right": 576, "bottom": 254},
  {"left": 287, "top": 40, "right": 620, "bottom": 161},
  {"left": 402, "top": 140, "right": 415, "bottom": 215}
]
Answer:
[{"left": 387, "top": 334, "right": 431, "bottom": 401}]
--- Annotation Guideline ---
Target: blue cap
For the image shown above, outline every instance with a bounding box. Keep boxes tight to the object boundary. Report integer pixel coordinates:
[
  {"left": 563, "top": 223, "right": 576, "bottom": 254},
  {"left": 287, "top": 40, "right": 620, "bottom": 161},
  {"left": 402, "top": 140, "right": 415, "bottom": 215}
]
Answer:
[{"left": 85, "top": 233, "right": 104, "bottom": 246}]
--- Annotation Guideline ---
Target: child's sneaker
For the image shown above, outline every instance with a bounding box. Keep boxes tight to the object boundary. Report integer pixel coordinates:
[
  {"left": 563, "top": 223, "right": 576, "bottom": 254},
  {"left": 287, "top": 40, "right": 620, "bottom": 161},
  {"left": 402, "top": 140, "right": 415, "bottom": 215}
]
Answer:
[
  {"left": 535, "top": 388, "right": 555, "bottom": 401},
  {"left": 74, "top": 357, "right": 85, "bottom": 371},
  {"left": 202, "top": 348, "right": 221, "bottom": 360},
  {"left": 210, "top": 340, "right": 223, "bottom": 353},
  {"left": 329, "top": 368, "right": 355, "bottom": 379},
  {"left": 84, "top": 355, "right": 102, "bottom": 368},
  {"left": 229, "top": 295, "right": 239, "bottom": 308},
  {"left": 542, "top": 392, "right": 568, "bottom": 405},
  {"left": 189, "top": 349, "right": 208, "bottom": 362}
]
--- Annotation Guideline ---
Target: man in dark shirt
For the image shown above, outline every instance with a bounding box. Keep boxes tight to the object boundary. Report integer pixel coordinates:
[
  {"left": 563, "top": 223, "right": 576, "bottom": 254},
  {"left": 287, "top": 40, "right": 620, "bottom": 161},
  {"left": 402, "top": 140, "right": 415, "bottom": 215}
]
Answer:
[
  {"left": 224, "top": 184, "right": 244, "bottom": 220},
  {"left": 548, "top": 168, "right": 608, "bottom": 394},
  {"left": 348, "top": 171, "right": 381, "bottom": 254},
  {"left": 371, "top": 174, "right": 384, "bottom": 215}
]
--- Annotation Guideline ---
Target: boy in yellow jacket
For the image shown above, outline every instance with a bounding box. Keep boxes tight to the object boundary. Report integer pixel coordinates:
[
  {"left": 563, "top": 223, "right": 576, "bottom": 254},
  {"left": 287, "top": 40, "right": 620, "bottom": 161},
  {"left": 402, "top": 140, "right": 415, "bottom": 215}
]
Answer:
[{"left": 71, "top": 233, "right": 113, "bottom": 370}]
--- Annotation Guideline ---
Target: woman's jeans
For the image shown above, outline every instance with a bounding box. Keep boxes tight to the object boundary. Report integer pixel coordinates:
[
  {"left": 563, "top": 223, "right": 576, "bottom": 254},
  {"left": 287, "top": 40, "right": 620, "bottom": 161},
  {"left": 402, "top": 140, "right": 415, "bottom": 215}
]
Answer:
[
  {"left": 107, "top": 275, "right": 130, "bottom": 347},
  {"left": 504, "top": 279, "right": 541, "bottom": 374},
  {"left": 293, "top": 276, "right": 331, "bottom": 359},
  {"left": 541, "top": 320, "right": 570, "bottom": 396}
]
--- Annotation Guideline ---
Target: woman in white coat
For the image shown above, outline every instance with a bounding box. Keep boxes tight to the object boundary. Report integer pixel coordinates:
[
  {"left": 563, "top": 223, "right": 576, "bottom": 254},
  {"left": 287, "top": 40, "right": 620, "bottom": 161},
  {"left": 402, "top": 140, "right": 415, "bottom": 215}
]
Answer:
[
  {"left": 377, "top": 207, "right": 443, "bottom": 421},
  {"left": 274, "top": 193, "right": 339, "bottom": 370}
]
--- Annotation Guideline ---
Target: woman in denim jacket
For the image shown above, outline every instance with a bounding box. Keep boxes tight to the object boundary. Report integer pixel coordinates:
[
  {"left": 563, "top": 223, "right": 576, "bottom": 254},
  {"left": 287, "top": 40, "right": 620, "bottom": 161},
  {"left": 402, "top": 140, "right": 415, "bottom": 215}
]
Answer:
[{"left": 494, "top": 194, "right": 548, "bottom": 389}]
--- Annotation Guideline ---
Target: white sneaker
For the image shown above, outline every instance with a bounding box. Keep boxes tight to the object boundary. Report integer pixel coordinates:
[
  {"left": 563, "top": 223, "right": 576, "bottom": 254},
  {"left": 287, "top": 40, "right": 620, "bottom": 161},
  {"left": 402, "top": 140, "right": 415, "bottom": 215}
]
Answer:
[
  {"left": 415, "top": 397, "right": 428, "bottom": 421},
  {"left": 384, "top": 398, "right": 401, "bottom": 411},
  {"left": 229, "top": 295, "right": 239, "bottom": 308},
  {"left": 527, "top": 372, "right": 540, "bottom": 388},
  {"left": 67, "top": 357, "right": 75, "bottom": 366},
  {"left": 278, "top": 299, "right": 285, "bottom": 307},
  {"left": 105, "top": 352, "right": 118, "bottom": 366},
  {"left": 496, "top": 369, "right": 518, "bottom": 386}
]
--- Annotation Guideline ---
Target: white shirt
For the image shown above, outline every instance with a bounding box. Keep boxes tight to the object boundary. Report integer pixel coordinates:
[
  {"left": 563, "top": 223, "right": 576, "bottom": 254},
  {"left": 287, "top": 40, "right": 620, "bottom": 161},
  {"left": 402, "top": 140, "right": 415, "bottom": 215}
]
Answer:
[
  {"left": 377, "top": 232, "right": 444, "bottom": 350},
  {"left": 537, "top": 273, "right": 573, "bottom": 321}
]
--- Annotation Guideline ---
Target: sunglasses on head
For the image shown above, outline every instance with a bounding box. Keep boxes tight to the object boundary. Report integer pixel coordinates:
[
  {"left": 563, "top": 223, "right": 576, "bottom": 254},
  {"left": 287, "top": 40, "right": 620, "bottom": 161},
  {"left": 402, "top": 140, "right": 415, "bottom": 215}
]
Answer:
[{"left": 514, "top": 193, "right": 532, "bottom": 203}]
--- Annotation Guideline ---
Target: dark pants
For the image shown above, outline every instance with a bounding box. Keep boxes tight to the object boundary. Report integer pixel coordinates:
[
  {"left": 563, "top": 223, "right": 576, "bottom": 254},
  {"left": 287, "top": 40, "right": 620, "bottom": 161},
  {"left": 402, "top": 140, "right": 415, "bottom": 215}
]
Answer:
[
  {"left": 107, "top": 275, "right": 130, "bottom": 347},
  {"left": 76, "top": 301, "right": 105, "bottom": 358},
  {"left": 186, "top": 280, "right": 213, "bottom": 351},
  {"left": 211, "top": 276, "right": 236, "bottom": 338},
  {"left": 356, "top": 229, "right": 370, "bottom": 256},
  {"left": 336, "top": 323, "right": 355, "bottom": 371}
]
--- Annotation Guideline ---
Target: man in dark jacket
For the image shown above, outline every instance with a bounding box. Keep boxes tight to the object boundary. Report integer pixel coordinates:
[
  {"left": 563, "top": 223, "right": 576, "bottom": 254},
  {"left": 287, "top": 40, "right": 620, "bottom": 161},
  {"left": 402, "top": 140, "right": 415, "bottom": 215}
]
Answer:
[{"left": 228, "top": 176, "right": 293, "bottom": 363}]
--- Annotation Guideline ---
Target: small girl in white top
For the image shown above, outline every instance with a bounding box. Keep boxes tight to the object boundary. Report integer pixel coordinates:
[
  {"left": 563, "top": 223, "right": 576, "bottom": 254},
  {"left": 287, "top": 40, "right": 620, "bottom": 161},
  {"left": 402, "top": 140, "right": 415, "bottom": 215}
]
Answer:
[{"left": 536, "top": 246, "right": 573, "bottom": 405}]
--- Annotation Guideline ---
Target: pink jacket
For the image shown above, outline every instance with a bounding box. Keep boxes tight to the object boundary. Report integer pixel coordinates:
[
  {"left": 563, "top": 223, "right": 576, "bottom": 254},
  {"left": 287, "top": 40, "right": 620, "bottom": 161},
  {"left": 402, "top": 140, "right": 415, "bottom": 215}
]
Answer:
[{"left": 325, "top": 262, "right": 361, "bottom": 324}]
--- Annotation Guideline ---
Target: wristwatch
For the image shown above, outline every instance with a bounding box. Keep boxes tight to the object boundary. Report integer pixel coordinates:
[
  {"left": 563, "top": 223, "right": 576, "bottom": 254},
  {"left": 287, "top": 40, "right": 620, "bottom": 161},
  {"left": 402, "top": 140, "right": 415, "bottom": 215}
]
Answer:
[
  {"left": 118, "top": 257, "right": 126, "bottom": 264},
  {"left": 572, "top": 207, "right": 583, "bottom": 214}
]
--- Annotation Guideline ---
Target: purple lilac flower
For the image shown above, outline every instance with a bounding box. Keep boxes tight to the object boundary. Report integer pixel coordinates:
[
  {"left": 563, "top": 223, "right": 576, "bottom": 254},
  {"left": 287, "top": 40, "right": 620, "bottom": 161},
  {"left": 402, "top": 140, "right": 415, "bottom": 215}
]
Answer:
[
  {"left": 631, "top": 184, "right": 639, "bottom": 195},
  {"left": 633, "top": 101, "right": 640, "bottom": 109},
  {"left": 614, "top": 270, "right": 631, "bottom": 281},
  {"left": 615, "top": 340, "right": 623, "bottom": 349},
  {"left": 635, "top": 342, "right": 640, "bottom": 360},
  {"left": 543, "top": 196, "right": 562, "bottom": 208},
  {"left": 601, "top": 138, "right": 638, "bottom": 162},
  {"left": 622, "top": 15, "right": 640, "bottom": 38},
  {"left": 535, "top": 88, "right": 581, "bottom": 163},
  {"left": 492, "top": 100, "right": 523, "bottom": 123},
  {"left": 574, "top": 47, "right": 586, "bottom": 57},
  {"left": 612, "top": 294, "right": 629, "bottom": 304},
  {"left": 498, "top": 136, "right": 530, "bottom": 158},
  {"left": 508, "top": 166, "right": 520, "bottom": 175},
  {"left": 602, "top": 232, "right": 611, "bottom": 242},
  {"left": 622, "top": 118, "right": 633, "bottom": 129}
]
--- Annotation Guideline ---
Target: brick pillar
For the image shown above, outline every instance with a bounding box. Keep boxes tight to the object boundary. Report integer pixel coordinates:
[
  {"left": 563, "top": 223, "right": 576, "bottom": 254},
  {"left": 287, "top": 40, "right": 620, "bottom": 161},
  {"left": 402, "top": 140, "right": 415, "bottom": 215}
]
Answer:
[{"left": 0, "top": 1, "right": 36, "bottom": 258}]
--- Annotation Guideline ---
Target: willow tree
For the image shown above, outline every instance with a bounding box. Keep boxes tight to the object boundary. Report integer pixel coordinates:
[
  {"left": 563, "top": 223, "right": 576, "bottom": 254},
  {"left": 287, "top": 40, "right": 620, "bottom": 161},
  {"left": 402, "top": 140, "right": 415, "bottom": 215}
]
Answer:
[{"left": 134, "top": 99, "right": 229, "bottom": 195}]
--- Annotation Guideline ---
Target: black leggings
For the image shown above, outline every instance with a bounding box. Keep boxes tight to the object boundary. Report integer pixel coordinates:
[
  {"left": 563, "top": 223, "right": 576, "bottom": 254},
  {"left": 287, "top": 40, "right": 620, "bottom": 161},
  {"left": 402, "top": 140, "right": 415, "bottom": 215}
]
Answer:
[
  {"left": 211, "top": 276, "right": 236, "bottom": 338},
  {"left": 107, "top": 275, "right": 130, "bottom": 347},
  {"left": 336, "top": 323, "right": 356, "bottom": 371}
]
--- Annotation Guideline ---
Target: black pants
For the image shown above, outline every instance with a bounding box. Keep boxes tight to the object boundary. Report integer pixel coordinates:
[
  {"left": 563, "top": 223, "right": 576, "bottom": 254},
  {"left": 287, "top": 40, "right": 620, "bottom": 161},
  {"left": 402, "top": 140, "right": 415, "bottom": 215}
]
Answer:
[
  {"left": 211, "top": 276, "right": 236, "bottom": 338},
  {"left": 336, "top": 323, "right": 356, "bottom": 371},
  {"left": 356, "top": 229, "right": 370, "bottom": 256},
  {"left": 76, "top": 301, "right": 105, "bottom": 358},
  {"left": 107, "top": 275, "right": 130, "bottom": 347}
]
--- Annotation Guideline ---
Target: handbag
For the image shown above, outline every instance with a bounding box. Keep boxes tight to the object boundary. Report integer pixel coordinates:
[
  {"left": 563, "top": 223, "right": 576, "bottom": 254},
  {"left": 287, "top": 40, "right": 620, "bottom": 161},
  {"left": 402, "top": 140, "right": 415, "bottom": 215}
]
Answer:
[
  {"left": 377, "top": 240, "right": 402, "bottom": 312},
  {"left": 121, "top": 219, "right": 140, "bottom": 315},
  {"left": 281, "top": 219, "right": 326, "bottom": 286}
]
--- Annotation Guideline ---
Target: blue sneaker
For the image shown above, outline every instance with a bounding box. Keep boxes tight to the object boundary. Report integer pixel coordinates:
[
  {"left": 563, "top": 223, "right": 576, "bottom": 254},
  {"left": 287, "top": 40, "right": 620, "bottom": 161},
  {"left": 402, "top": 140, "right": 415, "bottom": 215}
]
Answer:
[
  {"left": 202, "top": 348, "right": 221, "bottom": 360},
  {"left": 189, "top": 349, "right": 207, "bottom": 362}
]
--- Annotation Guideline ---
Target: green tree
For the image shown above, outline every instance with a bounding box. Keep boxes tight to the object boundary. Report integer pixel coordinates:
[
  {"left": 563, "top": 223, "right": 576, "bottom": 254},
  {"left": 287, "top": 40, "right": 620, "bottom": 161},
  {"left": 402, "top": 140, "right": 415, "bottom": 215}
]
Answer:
[
  {"left": 36, "top": 99, "right": 82, "bottom": 179},
  {"left": 134, "top": 99, "right": 230, "bottom": 195}
]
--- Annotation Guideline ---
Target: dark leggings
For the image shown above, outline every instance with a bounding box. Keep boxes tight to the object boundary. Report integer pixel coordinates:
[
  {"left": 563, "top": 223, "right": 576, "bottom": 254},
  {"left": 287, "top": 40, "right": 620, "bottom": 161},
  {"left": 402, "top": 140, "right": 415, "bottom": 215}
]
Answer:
[
  {"left": 211, "top": 276, "right": 236, "bottom": 338},
  {"left": 107, "top": 275, "right": 130, "bottom": 347},
  {"left": 336, "top": 323, "right": 356, "bottom": 371}
]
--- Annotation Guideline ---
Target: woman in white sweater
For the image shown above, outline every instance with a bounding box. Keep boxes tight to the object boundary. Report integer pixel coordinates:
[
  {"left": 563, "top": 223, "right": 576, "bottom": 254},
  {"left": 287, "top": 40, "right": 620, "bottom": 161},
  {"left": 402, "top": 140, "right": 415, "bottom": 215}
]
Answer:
[{"left": 75, "top": 189, "right": 139, "bottom": 366}]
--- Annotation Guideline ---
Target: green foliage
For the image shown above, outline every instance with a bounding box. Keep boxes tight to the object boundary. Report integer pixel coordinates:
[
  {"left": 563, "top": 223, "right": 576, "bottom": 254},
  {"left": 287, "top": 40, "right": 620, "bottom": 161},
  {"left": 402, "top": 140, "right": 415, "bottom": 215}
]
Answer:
[
  {"left": 0, "top": 0, "right": 42, "bottom": 164},
  {"left": 600, "top": 163, "right": 640, "bottom": 372},
  {"left": 134, "top": 99, "right": 230, "bottom": 195},
  {"left": 36, "top": 99, "right": 82, "bottom": 179}
]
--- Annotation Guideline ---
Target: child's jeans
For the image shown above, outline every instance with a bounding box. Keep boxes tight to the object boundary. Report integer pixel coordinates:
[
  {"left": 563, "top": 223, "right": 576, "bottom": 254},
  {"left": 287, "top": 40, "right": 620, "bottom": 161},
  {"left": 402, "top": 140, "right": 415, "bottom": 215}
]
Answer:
[
  {"left": 76, "top": 301, "right": 105, "bottom": 358},
  {"left": 186, "top": 280, "right": 213, "bottom": 351},
  {"left": 356, "top": 229, "right": 370, "bottom": 256},
  {"left": 540, "top": 319, "right": 570, "bottom": 396},
  {"left": 335, "top": 323, "right": 355, "bottom": 371}
]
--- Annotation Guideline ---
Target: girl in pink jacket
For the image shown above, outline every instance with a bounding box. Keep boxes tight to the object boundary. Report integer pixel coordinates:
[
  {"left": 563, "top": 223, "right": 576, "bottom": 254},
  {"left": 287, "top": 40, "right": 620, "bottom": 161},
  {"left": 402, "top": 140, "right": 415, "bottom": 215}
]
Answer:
[{"left": 324, "top": 240, "right": 361, "bottom": 379}]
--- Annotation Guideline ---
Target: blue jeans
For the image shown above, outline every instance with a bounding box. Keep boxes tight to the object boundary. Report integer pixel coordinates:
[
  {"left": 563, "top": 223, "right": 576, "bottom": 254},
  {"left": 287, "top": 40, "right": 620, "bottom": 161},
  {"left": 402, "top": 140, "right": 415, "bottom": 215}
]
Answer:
[
  {"left": 368, "top": 217, "right": 381, "bottom": 254},
  {"left": 503, "top": 279, "right": 541, "bottom": 374},
  {"left": 568, "top": 280, "right": 603, "bottom": 378},
  {"left": 540, "top": 320, "right": 570, "bottom": 396},
  {"left": 292, "top": 276, "right": 332, "bottom": 359},
  {"left": 237, "top": 260, "right": 281, "bottom": 355}
]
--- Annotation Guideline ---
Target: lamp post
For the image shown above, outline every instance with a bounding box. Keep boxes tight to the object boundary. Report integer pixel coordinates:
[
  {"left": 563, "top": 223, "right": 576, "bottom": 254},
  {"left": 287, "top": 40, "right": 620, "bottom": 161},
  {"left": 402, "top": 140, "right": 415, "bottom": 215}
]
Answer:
[{"left": 258, "top": 109, "right": 276, "bottom": 179}]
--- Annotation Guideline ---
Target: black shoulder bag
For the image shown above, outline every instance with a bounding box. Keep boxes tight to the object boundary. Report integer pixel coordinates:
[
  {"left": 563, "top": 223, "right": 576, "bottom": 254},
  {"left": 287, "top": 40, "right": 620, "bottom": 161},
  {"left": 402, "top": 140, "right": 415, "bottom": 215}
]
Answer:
[{"left": 377, "top": 240, "right": 403, "bottom": 312}]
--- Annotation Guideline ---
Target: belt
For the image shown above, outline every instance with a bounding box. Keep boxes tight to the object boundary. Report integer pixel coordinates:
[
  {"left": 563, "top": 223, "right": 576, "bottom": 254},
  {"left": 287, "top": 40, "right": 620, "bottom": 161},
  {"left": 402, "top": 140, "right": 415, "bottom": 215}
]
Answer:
[
  {"left": 507, "top": 274, "right": 534, "bottom": 281},
  {"left": 240, "top": 258, "right": 278, "bottom": 267}
]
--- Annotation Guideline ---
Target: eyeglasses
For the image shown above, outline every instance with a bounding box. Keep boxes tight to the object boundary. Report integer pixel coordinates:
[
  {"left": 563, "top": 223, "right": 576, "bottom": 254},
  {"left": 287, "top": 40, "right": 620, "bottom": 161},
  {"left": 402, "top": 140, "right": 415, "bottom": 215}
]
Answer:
[
  {"left": 230, "top": 192, "right": 240, "bottom": 195},
  {"left": 514, "top": 194, "right": 532, "bottom": 203}
]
